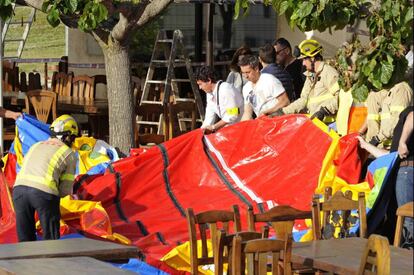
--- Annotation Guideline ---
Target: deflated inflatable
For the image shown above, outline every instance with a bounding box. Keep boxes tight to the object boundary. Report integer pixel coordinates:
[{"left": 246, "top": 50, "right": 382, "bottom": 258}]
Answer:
[
  {"left": 75, "top": 115, "right": 366, "bottom": 262},
  {"left": 1, "top": 114, "right": 397, "bottom": 273}
]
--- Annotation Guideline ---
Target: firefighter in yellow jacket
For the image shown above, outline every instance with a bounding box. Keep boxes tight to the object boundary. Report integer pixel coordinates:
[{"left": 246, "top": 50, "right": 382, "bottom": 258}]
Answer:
[
  {"left": 281, "top": 39, "right": 340, "bottom": 123},
  {"left": 13, "top": 115, "right": 78, "bottom": 242},
  {"left": 361, "top": 81, "right": 413, "bottom": 147}
]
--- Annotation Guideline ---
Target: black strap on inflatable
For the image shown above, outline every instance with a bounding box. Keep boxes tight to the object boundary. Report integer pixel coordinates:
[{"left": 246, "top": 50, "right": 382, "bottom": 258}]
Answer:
[
  {"left": 72, "top": 174, "right": 91, "bottom": 195},
  {"left": 156, "top": 232, "right": 168, "bottom": 245},
  {"left": 136, "top": 220, "right": 149, "bottom": 236},
  {"left": 257, "top": 202, "right": 265, "bottom": 213},
  {"left": 113, "top": 171, "right": 129, "bottom": 222},
  {"left": 202, "top": 138, "right": 252, "bottom": 208},
  {"left": 157, "top": 144, "right": 186, "bottom": 217}
]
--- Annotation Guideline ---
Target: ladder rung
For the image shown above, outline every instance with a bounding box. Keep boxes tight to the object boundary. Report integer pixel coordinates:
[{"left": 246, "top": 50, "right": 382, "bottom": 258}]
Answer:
[
  {"left": 4, "top": 39, "right": 24, "bottom": 42},
  {"left": 141, "top": 101, "right": 163, "bottom": 105},
  {"left": 157, "top": 39, "right": 173, "bottom": 43},
  {"left": 137, "top": 121, "right": 161, "bottom": 126},
  {"left": 146, "top": 80, "right": 166, "bottom": 84},
  {"left": 152, "top": 59, "right": 186, "bottom": 64},
  {"left": 176, "top": 98, "right": 195, "bottom": 102},
  {"left": 7, "top": 21, "right": 32, "bottom": 25},
  {"left": 172, "top": 79, "right": 191, "bottom": 82}
]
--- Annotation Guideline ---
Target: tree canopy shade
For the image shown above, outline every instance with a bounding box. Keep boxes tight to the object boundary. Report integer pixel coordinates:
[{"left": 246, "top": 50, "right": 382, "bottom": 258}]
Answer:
[{"left": 236, "top": 0, "right": 413, "bottom": 102}]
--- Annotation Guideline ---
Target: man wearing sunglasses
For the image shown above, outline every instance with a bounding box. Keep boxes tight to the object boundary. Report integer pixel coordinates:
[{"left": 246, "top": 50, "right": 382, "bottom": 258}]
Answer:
[{"left": 273, "top": 38, "right": 305, "bottom": 100}]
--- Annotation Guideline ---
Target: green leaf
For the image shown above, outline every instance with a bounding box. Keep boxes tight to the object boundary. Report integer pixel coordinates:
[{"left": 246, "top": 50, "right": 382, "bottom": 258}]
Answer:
[
  {"left": 46, "top": 7, "right": 61, "bottom": 27},
  {"left": 403, "top": 6, "right": 413, "bottom": 24},
  {"left": 0, "top": 4, "right": 13, "bottom": 20},
  {"left": 297, "top": 1, "right": 314, "bottom": 18},
  {"left": 352, "top": 84, "right": 369, "bottom": 103},
  {"left": 233, "top": 0, "right": 241, "bottom": 19},
  {"left": 66, "top": 0, "right": 78, "bottom": 13},
  {"left": 279, "top": 1, "right": 290, "bottom": 14},
  {"left": 380, "top": 61, "right": 393, "bottom": 84},
  {"left": 363, "top": 59, "right": 376, "bottom": 76}
]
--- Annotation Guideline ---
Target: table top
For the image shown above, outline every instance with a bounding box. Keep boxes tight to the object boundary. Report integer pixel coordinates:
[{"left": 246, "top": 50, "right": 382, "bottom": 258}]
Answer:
[
  {"left": 292, "top": 237, "right": 413, "bottom": 275},
  {"left": 3, "top": 91, "right": 108, "bottom": 115},
  {"left": 0, "top": 238, "right": 140, "bottom": 261},
  {"left": 0, "top": 257, "right": 135, "bottom": 275}
]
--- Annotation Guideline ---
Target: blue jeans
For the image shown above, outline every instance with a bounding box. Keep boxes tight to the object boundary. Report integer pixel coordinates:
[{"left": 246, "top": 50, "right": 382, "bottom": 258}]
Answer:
[{"left": 395, "top": 166, "right": 413, "bottom": 239}]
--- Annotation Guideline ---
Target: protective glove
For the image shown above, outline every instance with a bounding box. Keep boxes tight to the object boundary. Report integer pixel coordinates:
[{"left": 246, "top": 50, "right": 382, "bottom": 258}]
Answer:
[
  {"left": 269, "top": 109, "right": 284, "bottom": 117},
  {"left": 369, "top": 136, "right": 381, "bottom": 146},
  {"left": 310, "top": 106, "right": 330, "bottom": 121}
]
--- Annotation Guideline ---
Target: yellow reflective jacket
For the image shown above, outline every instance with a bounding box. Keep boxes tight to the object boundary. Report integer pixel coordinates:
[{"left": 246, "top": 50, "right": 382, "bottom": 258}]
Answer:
[
  {"left": 283, "top": 62, "right": 340, "bottom": 117},
  {"left": 14, "top": 139, "right": 77, "bottom": 197}
]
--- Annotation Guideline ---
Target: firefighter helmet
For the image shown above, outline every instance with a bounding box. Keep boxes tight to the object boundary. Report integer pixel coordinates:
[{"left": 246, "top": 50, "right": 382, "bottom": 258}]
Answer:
[
  {"left": 298, "top": 39, "right": 323, "bottom": 58},
  {"left": 50, "top": 114, "right": 79, "bottom": 137}
]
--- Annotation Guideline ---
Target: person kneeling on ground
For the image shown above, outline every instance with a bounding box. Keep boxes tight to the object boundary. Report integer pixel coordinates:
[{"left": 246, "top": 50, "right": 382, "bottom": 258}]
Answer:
[{"left": 13, "top": 114, "right": 78, "bottom": 242}]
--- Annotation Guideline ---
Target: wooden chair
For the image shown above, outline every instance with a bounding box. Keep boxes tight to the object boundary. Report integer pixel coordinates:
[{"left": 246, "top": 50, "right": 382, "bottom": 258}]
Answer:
[
  {"left": 135, "top": 104, "right": 165, "bottom": 147},
  {"left": 186, "top": 205, "right": 242, "bottom": 275},
  {"left": 312, "top": 187, "right": 367, "bottom": 240},
  {"left": 248, "top": 205, "right": 313, "bottom": 274},
  {"left": 72, "top": 75, "right": 95, "bottom": 99},
  {"left": 28, "top": 72, "right": 42, "bottom": 91},
  {"left": 358, "top": 234, "right": 390, "bottom": 275},
  {"left": 52, "top": 72, "right": 73, "bottom": 96},
  {"left": 169, "top": 101, "right": 197, "bottom": 138},
  {"left": 232, "top": 233, "right": 293, "bottom": 275},
  {"left": 25, "top": 90, "right": 57, "bottom": 124},
  {"left": 393, "top": 201, "right": 414, "bottom": 247},
  {"left": 247, "top": 205, "right": 312, "bottom": 241},
  {"left": 215, "top": 230, "right": 264, "bottom": 275},
  {"left": 2, "top": 66, "right": 19, "bottom": 92}
]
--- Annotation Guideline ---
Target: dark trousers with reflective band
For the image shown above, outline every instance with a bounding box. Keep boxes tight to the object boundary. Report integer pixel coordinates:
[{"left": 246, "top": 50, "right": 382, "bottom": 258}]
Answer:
[{"left": 13, "top": 185, "right": 61, "bottom": 242}]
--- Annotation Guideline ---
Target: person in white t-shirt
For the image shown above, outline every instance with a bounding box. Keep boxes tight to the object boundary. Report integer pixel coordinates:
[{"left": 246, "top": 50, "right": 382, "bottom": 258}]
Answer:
[
  {"left": 196, "top": 66, "right": 244, "bottom": 134},
  {"left": 238, "top": 55, "right": 290, "bottom": 121}
]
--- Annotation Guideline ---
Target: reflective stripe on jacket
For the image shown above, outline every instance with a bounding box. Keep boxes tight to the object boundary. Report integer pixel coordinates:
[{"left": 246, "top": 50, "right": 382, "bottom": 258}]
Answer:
[{"left": 14, "top": 140, "right": 77, "bottom": 197}]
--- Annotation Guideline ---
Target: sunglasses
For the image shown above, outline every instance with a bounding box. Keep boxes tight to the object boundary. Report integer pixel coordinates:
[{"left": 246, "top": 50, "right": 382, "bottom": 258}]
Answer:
[{"left": 275, "top": 47, "right": 287, "bottom": 56}]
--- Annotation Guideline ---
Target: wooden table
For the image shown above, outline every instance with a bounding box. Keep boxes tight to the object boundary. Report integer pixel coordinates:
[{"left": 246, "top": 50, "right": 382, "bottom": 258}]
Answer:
[
  {"left": 0, "top": 238, "right": 140, "bottom": 261},
  {"left": 291, "top": 237, "right": 413, "bottom": 274},
  {"left": 4, "top": 92, "right": 108, "bottom": 115},
  {"left": 0, "top": 257, "right": 135, "bottom": 274}
]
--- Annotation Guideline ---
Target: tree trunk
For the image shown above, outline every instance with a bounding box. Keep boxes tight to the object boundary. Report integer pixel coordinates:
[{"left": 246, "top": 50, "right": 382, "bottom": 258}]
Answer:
[{"left": 103, "top": 40, "right": 134, "bottom": 155}]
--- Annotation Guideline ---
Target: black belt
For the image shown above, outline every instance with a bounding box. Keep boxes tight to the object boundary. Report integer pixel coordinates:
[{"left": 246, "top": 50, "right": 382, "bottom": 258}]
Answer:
[{"left": 400, "top": 160, "right": 414, "bottom": 167}]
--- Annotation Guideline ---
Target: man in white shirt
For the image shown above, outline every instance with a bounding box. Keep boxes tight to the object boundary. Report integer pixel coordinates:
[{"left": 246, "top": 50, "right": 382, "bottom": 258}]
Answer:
[
  {"left": 196, "top": 66, "right": 244, "bottom": 134},
  {"left": 239, "top": 55, "right": 290, "bottom": 121}
]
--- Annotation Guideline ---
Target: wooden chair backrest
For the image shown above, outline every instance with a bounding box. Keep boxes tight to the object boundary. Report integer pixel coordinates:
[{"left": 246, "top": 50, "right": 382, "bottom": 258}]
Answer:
[
  {"left": 72, "top": 75, "right": 95, "bottom": 99},
  {"left": 169, "top": 101, "right": 197, "bottom": 138},
  {"left": 28, "top": 72, "right": 42, "bottom": 91},
  {"left": 2, "top": 66, "right": 19, "bottom": 91},
  {"left": 52, "top": 72, "right": 73, "bottom": 96},
  {"left": 248, "top": 205, "right": 312, "bottom": 241},
  {"left": 93, "top": 74, "right": 107, "bottom": 96},
  {"left": 393, "top": 201, "right": 414, "bottom": 247},
  {"left": 215, "top": 230, "right": 263, "bottom": 275},
  {"left": 232, "top": 233, "right": 292, "bottom": 275},
  {"left": 358, "top": 234, "right": 390, "bottom": 275},
  {"left": 186, "top": 205, "right": 242, "bottom": 275},
  {"left": 312, "top": 187, "right": 367, "bottom": 240},
  {"left": 25, "top": 90, "right": 57, "bottom": 123}
]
